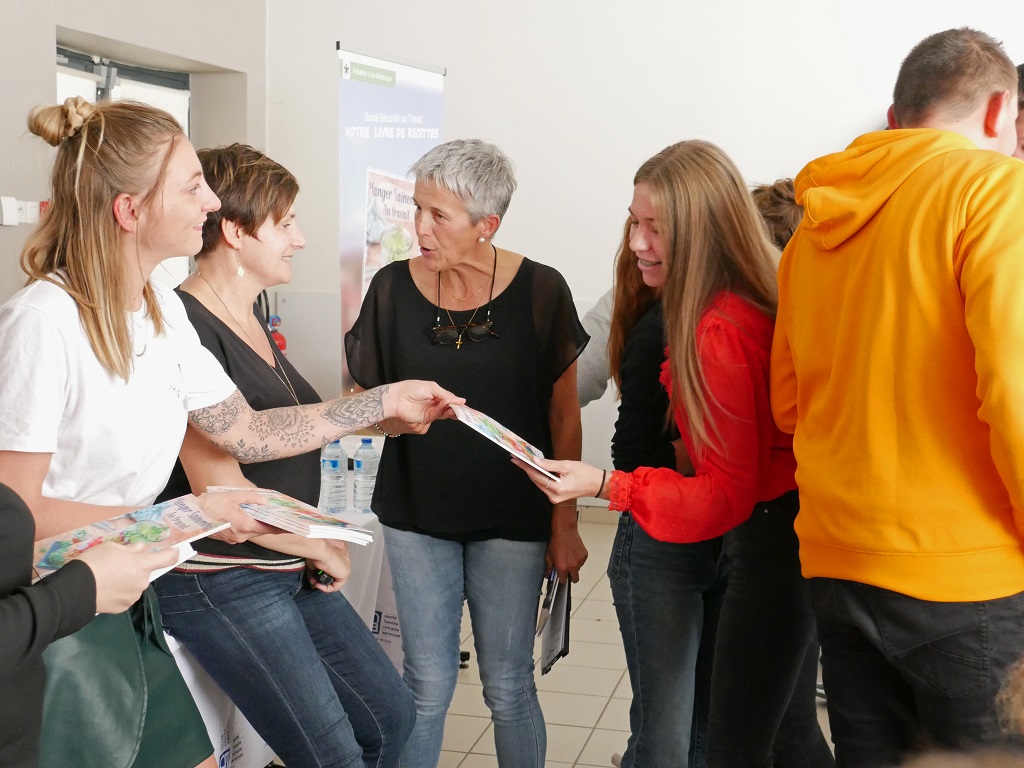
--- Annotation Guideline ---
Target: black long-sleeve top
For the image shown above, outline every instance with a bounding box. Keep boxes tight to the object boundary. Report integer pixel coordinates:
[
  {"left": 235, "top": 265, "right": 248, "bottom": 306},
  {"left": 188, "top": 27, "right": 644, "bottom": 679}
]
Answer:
[
  {"left": 611, "top": 303, "right": 678, "bottom": 473},
  {"left": 0, "top": 483, "right": 96, "bottom": 768}
]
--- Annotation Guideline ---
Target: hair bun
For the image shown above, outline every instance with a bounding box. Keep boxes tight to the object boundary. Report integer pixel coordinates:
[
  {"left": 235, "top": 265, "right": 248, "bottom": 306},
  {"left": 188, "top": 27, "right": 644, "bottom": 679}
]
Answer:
[
  {"left": 28, "top": 96, "right": 98, "bottom": 147},
  {"left": 62, "top": 96, "right": 96, "bottom": 138}
]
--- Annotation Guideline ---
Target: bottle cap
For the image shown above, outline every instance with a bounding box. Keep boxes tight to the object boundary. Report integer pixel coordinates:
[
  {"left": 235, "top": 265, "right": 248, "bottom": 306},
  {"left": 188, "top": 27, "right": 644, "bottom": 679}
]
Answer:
[{"left": 361, "top": 437, "right": 372, "bottom": 444}]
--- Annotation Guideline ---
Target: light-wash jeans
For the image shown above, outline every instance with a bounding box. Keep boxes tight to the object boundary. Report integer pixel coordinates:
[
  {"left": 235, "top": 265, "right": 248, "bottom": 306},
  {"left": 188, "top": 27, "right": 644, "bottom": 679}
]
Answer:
[
  {"left": 154, "top": 568, "right": 415, "bottom": 768},
  {"left": 384, "top": 526, "right": 548, "bottom": 768}
]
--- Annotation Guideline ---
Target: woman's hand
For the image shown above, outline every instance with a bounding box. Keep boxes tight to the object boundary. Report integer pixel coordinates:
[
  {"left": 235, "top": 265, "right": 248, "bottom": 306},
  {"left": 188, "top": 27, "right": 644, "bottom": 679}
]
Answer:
[
  {"left": 77, "top": 542, "right": 179, "bottom": 614},
  {"left": 511, "top": 457, "right": 607, "bottom": 504},
  {"left": 197, "top": 490, "right": 283, "bottom": 544},
  {"left": 381, "top": 380, "right": 464, "bottom": 425},
  {"left": 305, "top": 540, "right": 351, "bottom": 593}
]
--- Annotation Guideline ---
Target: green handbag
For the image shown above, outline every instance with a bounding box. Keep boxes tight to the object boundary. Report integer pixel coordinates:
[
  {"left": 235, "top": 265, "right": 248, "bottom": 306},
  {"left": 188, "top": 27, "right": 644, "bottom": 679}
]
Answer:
[{"left": 38, "top": 588, "right": 212, "bottom": 768}]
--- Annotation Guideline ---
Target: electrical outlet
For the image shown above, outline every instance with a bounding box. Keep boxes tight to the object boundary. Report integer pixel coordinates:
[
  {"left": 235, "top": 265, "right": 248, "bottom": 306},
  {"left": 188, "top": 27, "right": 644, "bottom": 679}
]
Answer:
[
  {"left": 15, "top": 201, "right": 27, "bottom": 224},
  {"left": 0, "top": 197, "right": 17, "bottom": 226},
  {"left": 26, "top": 201, "right": 40, "bottom": 224}
]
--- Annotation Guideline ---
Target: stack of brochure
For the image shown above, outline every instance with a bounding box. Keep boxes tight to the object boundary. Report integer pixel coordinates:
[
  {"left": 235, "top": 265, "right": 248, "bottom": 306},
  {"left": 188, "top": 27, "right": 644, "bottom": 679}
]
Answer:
[
  {"left": 33, "top": 494, "right": 229, "bottom": 583},
  {"left": 207, "top": 486, "right": 374, "bottom": 545}
]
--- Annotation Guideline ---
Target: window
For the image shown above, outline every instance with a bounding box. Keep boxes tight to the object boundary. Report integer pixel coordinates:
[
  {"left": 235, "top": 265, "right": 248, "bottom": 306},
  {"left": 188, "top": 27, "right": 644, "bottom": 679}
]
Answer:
[{"left": 57, "top": 47, "right": 191, "bottom": 134}]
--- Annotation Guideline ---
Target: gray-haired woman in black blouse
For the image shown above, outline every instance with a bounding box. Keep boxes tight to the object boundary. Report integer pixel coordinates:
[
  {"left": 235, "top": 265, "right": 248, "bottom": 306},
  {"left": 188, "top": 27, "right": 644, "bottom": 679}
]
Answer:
[{"left": 346, "top": 138, "right": 589, "bottom": 768}]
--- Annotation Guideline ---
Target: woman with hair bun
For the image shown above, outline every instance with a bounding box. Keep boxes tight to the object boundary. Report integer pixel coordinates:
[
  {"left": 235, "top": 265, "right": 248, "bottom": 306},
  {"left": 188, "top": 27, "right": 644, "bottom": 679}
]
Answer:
[{"left": 0, "top": 97, "right": 460, "bottom": 768}]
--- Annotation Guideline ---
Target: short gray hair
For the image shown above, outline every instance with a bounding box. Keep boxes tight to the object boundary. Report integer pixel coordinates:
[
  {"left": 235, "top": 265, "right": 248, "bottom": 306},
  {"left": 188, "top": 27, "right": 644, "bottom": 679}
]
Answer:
[{"left": 409, "top": 139, "right": 517, "bottom": 222}]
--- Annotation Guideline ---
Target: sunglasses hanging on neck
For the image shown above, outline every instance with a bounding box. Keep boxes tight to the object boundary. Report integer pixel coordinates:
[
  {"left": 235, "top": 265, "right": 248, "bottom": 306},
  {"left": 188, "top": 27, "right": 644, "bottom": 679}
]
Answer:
[{"left": 431, "top": 243, "right": 500, "bottom": 349}]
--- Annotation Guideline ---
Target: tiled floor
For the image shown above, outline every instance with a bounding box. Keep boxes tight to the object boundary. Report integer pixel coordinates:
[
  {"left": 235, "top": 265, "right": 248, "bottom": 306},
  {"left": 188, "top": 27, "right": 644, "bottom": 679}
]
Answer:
[{"left": 438, "top": 512, "right": 832, "bottom": 768}]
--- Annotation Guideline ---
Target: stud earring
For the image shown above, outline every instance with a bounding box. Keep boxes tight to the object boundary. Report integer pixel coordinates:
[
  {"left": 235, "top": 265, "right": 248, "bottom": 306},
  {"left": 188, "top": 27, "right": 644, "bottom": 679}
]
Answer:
[{"left": 478, "top": 237, "right": 486, "bottom": 243}]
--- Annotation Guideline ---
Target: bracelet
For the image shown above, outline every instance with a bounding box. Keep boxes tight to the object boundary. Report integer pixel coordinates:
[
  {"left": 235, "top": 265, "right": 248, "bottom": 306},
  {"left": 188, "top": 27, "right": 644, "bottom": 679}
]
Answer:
[
  {"left": 372, "top": 422, "right": 399, "bottom": 438},
  {"left": 595, "top": 469, "right": 607, "bottom": 498}
]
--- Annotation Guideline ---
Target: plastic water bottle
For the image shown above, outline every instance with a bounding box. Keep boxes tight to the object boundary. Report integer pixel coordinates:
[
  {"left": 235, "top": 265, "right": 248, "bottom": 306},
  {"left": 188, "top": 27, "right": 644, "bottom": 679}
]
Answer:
[
  {"left": 319, "top": 440, "right": 348, "bottom": 515},
  {"left": 352, "top": 438, "right": 379, "bottom": 510}
]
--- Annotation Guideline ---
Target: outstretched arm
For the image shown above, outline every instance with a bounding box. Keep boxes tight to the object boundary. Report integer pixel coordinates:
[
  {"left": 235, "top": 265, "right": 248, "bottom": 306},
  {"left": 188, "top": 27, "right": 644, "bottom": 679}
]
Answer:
[
  {"left": 188, "top": 381, "right": 462, "bottom": 463},
  {"left": 545, "top": 362, "right": 589, "bottom": 584}
]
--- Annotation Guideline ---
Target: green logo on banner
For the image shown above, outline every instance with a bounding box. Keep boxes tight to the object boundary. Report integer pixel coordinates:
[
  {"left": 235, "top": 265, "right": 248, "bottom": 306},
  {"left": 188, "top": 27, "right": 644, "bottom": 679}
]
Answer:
[{"left": 342, "top": 60, "right": 396, "bottom": 88}]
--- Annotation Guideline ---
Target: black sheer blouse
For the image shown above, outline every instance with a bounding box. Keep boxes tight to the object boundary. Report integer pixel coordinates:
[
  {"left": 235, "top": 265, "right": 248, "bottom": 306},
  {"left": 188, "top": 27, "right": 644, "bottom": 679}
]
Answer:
[{"left": 346, "top": 258, "right": 588, "bottom": 541}]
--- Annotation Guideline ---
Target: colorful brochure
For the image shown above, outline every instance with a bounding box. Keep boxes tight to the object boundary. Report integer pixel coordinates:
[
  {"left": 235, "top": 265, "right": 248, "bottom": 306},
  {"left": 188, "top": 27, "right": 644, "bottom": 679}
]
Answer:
[
  {"left": 33, "top": 495, "right": 229, "bottom": 582},
  {"left": 206, "top": 486, "right": 374, "bottom": 545},
  {"left": 449, "top": 403, "right": 560, "bottom": 481}
]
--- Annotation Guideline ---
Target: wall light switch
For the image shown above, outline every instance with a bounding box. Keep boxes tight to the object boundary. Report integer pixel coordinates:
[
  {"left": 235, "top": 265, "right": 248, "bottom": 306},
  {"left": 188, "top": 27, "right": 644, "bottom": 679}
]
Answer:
[
  {"left": 26, "top": 201, "right": 40, "bottom": 224},
  {"left": 0, "top": 197, "right": 17, "bottom": 226}
]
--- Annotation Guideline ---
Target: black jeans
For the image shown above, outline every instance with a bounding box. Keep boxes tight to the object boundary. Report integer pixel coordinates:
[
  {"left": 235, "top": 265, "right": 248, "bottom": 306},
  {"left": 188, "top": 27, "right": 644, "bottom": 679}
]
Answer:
[
  {"left": 811, "top": 577, "right": 1024, "bottom": 768},
  {"left": 706, "top": 491, "right": 834, "bottom": 768}
]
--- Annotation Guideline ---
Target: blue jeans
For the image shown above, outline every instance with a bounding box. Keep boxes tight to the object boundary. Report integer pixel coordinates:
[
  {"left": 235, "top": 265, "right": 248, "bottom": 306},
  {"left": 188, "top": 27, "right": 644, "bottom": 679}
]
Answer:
[
  {"left": 608, "top": 513, "right": 726, "bottom": 768},
  {"left": 383, "top": 527, "right": 548, "bottom": 768},
  {"left": 707, "top": 492, "right": 833, "bottom": 768},
  {"left": 812, "top": 577, "right": 1024, "bottom": 768},
  {"left": 153, "top": 568, "right": 415, "bottom": 768}
]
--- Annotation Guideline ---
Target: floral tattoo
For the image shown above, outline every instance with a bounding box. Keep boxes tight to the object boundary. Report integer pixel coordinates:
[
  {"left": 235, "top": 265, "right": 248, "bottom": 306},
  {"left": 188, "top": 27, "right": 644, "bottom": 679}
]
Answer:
[{"left": 188, "top": 386, "right": 388, "bottom": 462}]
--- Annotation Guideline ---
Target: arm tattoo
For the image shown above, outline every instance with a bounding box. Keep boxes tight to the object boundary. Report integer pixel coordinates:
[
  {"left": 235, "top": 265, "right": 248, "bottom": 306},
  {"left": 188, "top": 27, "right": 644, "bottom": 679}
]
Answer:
[
  {"left": 188, "top": 385, "right": 389, "bottom": 463},
  {"left": 248, "top": 407, "right": 316, "bottom": 448},
  {"left": 189, "top": 389, "right": 247, "bottom": 436},
  {"left": 215, "top": 440, "right": 280, "bottom": 464},
  {"left": 321, "top": 385, "right": 387, "bottom": 429}
]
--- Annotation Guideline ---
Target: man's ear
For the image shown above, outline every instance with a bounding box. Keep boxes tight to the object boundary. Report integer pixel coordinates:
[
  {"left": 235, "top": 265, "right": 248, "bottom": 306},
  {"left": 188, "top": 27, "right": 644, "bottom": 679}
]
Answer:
[
  {"left": 886, "top": 105, "right": 900, "bottom": 130},
  {"left": 983, "top": 89, "right": 1011, "bottom": 138},
  {"left": 112, "top": 193, "right": 139, "bottom": 233},
  {"left": 219, "top": 217, "right": 244, "bottom": 249}
]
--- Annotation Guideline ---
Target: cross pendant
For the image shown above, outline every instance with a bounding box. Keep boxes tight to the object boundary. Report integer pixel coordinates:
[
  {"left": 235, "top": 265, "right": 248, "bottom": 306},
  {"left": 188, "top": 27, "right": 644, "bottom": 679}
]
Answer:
[{"left": 456, "top": 336, "right": 463, "bottom": 350}]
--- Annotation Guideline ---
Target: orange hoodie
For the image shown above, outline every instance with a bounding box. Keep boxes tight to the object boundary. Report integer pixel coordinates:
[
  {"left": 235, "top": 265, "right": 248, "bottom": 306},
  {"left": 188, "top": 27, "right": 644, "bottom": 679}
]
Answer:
[{"left": 771, "top": 129, "right": 1024, "bottom": 602}]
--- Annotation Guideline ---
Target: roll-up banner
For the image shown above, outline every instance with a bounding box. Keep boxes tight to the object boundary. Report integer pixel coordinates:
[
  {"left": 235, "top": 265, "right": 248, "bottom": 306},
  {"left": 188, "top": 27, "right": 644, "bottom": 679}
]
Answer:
[
  {"left": 337, "top": 46, "right": 443, "bottom": 668},
  {"left": 337, "top": 45, "right": 444, "bottom": 389}
]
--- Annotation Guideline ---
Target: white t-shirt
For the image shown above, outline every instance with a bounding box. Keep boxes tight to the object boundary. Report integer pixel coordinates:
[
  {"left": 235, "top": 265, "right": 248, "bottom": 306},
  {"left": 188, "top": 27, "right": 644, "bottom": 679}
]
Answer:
[{"left": 0, "top": 279, "right": 237, "bottom": 507}]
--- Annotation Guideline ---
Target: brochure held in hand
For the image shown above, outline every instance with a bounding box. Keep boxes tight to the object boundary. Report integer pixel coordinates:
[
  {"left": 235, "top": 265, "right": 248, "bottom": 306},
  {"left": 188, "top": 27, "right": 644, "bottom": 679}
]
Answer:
[
  {"left": 536, "top": 568, "right": 571, "bottom": 674},
  {"left": 206, "top": 486, "right": 374, "bottom": 545},
  {"left": 449, "top": 403, "right": 560, "bottom": 481},
  {"left": 32, "top": 494, "right": 229, "bottom": 583}
]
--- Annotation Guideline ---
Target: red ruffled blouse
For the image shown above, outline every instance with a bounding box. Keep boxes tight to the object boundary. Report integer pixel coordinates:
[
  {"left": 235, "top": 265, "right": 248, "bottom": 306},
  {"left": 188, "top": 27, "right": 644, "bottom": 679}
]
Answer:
[{"left": 608, "top": 292, "right": 796, "bottom": 543}]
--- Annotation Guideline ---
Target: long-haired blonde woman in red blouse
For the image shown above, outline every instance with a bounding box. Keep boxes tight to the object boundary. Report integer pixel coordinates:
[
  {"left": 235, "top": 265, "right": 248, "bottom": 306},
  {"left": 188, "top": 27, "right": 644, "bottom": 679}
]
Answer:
[{"left": 515, "top": 141, "right": 830, "bottom": 768}]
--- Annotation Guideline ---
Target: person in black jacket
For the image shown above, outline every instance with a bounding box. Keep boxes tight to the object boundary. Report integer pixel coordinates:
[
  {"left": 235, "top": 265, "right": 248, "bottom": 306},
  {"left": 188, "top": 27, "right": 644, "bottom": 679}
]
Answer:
[{"left": 0, "top": 483, "right": 173, "bottom": 768}]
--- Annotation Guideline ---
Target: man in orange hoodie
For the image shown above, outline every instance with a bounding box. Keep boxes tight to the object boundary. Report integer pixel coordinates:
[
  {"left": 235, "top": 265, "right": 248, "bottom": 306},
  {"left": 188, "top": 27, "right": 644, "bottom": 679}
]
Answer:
[{"left": 771, "top": 28, "right": 1024, "bottom": 767}]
